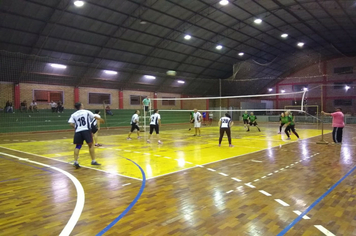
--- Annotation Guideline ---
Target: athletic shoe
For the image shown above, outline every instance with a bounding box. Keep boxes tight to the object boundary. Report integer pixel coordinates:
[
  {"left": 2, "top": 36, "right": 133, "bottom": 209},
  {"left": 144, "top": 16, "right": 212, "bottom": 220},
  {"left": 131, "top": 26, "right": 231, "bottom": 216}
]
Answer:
[
  {"left": 97, "top": 144, "right": 102, "bottom": 146},
  {"left": 298, "top": 138, "right": 301, "bottom": 141},
  {"left": 74, "top": 162, "right": 80, "bottom": 169},
  {"left": 189, "top": 128, "right": 191, "bottom": 131},
  {"left": 147, "top": 140, "right": 151, "bottom": 143},
  {"left": 258, "top": 128, "right": 261, "bottom": 132},
  {"left": 193, "top": 134, "right": 197, "bottom": 136},
  {"left": 246, "top": 130, "right": 250, "bottom": 132},
  {"left": 137, "top": 136, "right": 141, "bottom": 139},
  {"left": 278, "top": 132, "right": 281, "bottom": 134},
  {"left": 229, "top": 144, "right": 234, "bottom": 147},
  {"left": 286, "top": 137, "right": 291, "bottom": 140},
  {"left": 158, "top": 140, "right": 163, "bottom": 144},
  {"left": 127, "top": 138, "right": 132, "bottom": 140},
  {"left": 218, "top": 144, "right": 221, "bottom": 147},
  {"left": 91, "top": 161, "right": 101, "bottom": 165}
]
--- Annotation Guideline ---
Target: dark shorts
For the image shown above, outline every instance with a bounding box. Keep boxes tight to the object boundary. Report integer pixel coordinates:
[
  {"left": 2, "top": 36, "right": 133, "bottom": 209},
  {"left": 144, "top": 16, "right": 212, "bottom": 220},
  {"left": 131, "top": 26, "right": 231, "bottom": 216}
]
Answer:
[
  {"left": 144, "top": 106, "right": 149, "bottom": 112},
  {"left": 249, "top": 121, "right": 257, "bottom": 126},
  {"left": 74, "top": 130, "right": 93, "bottom": 145},
  {"left": 243, "top": 119, "right": 248, "bottom": 124},
  {"left": 131, "top": 123, "right": 140, "bottom": 132},
  {"left": 149, "top": 125, "right": 159, "bottom": 134}
]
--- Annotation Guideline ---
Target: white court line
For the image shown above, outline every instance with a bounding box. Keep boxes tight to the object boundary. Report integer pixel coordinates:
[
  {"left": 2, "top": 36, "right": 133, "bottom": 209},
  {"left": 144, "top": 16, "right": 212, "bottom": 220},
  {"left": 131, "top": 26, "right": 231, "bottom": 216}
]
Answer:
[
  {"left": 293, "top": 210, "right": 310, "bottom": 219},
  {"left": 314, "top": 225, "right": 335, "bottom": 236},
  {"left": 245, "top": 183, "right": 256, "bottom": 188},
  {"left": 261, "top": 176, "right": 266, "bottom": 179},
  {"left": 219, "top": 172, "right": 228, "bottom": 176},
  {"left": 251, "top": 160, "right": 262, "bottom": 163},
  {"left": 254, "top": 179, "right": 259, "bottom": 182},
  {"left": 122, "top": 183, "right": 131, "bottom": 186},
  {"left": 274, "top": 199, "right": 290, "bottom": 206},
  {"left": 164, "top": 157, "right": 171, "bottom": 159},
  {"left": 268, "top": 173, "right": 273, "bottom": 176},
  {"left": 185, "top": 161, "right": 193, "bottom": 164},
  {"left": 154, "top": 155, "right": 161, "bottom": 157},
  {"left": 0, "top": 152, "right": 84, "bottom": 236},
  {"left": 0, "top": 146, "right": 142, "bottom": 181},
  {"left": 231, "top": 177, "right": 241, "bottom": 182},
  {"left": 207, "top": 168, "right": 216, "bottom": 172},
  {"left": 259, "top": 190, "right": 272, "bottom": 196},
  {"left": 226, "top": 190, "right": 234, "bottom": 194}
]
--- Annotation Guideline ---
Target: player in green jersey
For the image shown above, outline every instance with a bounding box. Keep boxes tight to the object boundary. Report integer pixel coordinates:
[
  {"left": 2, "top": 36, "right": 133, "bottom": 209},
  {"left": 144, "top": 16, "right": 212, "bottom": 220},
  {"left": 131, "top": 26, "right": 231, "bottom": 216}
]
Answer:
[
  {"left": 189, "top": 111, "right": 194, "bottom": 131},
  {"left": 278, "top": 112, "right": 290, "bottom": 134},
  {"left": 285, "top": 111, "right": 300, "bottom": 140},
  {"left": 247, "top": 112, "right": 261, "bottom": 132},
  {"left": 242, "top": 111, "right": 249, "bottom": 129}
]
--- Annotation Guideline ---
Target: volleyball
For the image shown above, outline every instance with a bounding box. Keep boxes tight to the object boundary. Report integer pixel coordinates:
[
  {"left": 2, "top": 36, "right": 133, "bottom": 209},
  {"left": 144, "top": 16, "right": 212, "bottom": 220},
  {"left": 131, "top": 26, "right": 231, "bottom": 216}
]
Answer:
[{"left": 166, "top": 70, "right": 176, "bottom": 76}]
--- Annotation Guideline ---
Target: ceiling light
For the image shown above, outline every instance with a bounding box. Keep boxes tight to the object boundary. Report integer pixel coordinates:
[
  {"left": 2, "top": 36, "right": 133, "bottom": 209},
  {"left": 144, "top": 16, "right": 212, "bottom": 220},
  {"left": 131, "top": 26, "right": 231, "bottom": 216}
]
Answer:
[
  {"left": 104, "top": 70, "right": 117, "bottom": 75},
  {"left": 303, "top": 87, "right": 308, "bottom": 91},
  {"left": 345, "top": 85, "right": 350, "bottom": 90},
  {"left": 144, "top": 75, "right": 156, "bottom": 79},
  {"left": 177, "top": 80, "right": 185, "bottom": 84},
  {"left": 254, "top": 18, "right": 262, "bottom": 24},
  {"left": 238, "top": 52, "right": 244, "bottom": 56},
  {"left": 219, "top": 0, "right": 229, "bottom": 5},
  {"left": 268, "top": 88, "right": 273, "bottom": 92},
  {"left": 184, "top": 34, "right": 192, "bottom": 40},
  {"left": 74, "top": 1, "right": 84, "bottom": 7},
  {"left": 216, "top": 45, "right": 223, "bottom": 50},
  {"left": 297, "top": 42, "right": 304, "bottom": 47},
  {"left": 50, "top": 63, "right": 67, "bottom": 69},
  {"left": 281, "top": 33, "right": 288, "bottom": 38},
  {"left": 281, "top": 89, "right": 285, "bottom": 93}
]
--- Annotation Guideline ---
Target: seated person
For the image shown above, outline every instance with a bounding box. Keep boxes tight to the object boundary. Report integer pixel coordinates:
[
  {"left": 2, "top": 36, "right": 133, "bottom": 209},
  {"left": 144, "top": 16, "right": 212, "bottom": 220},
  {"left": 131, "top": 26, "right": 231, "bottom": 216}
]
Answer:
[
  {"left": 50, "top": 100, "right": 57, "bottom": 112},
  {"left": 20, "top": 100, "right": 28, "bottom": 112},
  {"left": 5, "top": 100, "right": 14, "bottom": 113},
  {"left": 29, "top": 100, "right": 38, "bottom": 112},
  {"left": 106, "top": 105, "right": 113, "bottom": 116},
  {"left": 57, "top": 101, "right": 64, "bottom": 113}
]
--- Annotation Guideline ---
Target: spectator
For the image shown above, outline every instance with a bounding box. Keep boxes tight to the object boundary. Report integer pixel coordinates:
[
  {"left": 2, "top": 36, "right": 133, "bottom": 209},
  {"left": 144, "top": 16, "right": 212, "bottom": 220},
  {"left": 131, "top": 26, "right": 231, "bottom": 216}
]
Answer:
[
  {"left": 20, "top": 100, "right": 28, "bottom": 112},
  {"left": 50, "top": 100, "right": 57, "bottom": 112},
  {"left": 57, "top": 101, "right": 64, "bottom": 113},
  {"left": 322, "top": 108, "right": 345, "bottom": 144},
  {"left": 29, "top": 100, "right": 38, "bottom": 112},
  {"left": 5, "top": 100, "right": 14, "bottom": 113},
  {"left": 106, "top": 105, "right": 113, "bottom": 116}
]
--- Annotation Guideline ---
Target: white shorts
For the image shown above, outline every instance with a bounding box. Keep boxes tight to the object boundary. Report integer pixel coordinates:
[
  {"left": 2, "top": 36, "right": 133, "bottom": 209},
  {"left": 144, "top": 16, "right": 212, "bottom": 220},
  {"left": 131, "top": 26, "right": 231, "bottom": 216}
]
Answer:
[{"left": 194, "top": 122, "right": 201, "bottom": 128}]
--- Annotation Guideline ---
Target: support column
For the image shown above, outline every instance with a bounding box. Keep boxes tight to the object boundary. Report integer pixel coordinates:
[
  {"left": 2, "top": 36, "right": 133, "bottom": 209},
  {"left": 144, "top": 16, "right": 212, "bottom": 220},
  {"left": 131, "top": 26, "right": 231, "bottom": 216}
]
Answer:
[
  {"left": 14, "top": 83, "right": 20, "bottom": 109},
  {"left": 322, "top": 61, "right": 327, "bottom": 109},
  {"left": 154, "top": 93, "right": 157, "bottom": 109},
  {"left": 119, "top": 90, "right": 124, "bottom": 109},
  {"left": 74, "top": 87, "right": 79, "bottom": 103},
  {"left": 276, "top": 84, "right": 279, "bottom": 109}
]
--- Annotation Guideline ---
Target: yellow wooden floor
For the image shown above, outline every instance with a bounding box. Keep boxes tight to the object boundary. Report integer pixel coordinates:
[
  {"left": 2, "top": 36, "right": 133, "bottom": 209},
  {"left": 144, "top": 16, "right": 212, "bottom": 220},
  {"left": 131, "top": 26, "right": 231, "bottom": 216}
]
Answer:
[{"left": 1, "top": 125, "right": 330, "bottom": 179}]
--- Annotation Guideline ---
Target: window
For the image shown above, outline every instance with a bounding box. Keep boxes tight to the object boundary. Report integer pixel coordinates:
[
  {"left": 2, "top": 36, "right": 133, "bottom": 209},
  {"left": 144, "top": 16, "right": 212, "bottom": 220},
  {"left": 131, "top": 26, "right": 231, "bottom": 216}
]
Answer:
[
  {"left": 34, "top": 90, "right": 63, "bottom": 103},
  {"left": 334, "top": 66, "right": 353, "bottom": 74},
  {"left": 130, "top": 95, "right": 147, "bottom": 105},
  {"left": 162, "top": 97, "right": 175, "bottom": 106},
  {"left": 334, "top": 99, "right": 352, "bottom": 106},
  {"left": 293, "top": 84, "right": 307, "bottom": 92},
  {"left": 88, "top": 93, "right": 111, "bottom": 104}
]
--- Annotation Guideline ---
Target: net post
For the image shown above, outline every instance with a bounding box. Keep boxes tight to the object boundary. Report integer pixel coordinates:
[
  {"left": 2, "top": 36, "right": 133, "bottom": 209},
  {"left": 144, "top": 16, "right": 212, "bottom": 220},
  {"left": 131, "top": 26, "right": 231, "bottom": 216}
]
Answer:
[
  {"left": 143, "top": 97, "right": 146, "bottom": 133},
  {"left": 317, "top": 85, "right": 328, "bottom": 144},
  {"left": 103, "top": 101, "right": 108, "bottom": 129},
  {"left": 219, "top": 79, "right": 222, "bottom": 119}
]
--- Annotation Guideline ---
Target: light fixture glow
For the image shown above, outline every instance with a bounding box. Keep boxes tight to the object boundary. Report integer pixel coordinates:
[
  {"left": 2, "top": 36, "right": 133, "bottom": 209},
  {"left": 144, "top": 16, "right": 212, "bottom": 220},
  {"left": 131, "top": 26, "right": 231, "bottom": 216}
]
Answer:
[
  {"left": 184, "top": 34, "right": 192, "bottom": 40},
  {"left": 281, "top": 33, "right": 288, "bottom": 38},
  {"left": 216, "top": 45, "right": 223, "bottom": 50},
  {"left": 303, "top": 87, "right": 308, "bottom": 91},
  {"left": 268, "top": 88, "right": 273, "bottom": 92},
  {"left": 177, "top": 80, "right": 185, "bottom": 84},
  {"left": 74, "top": 1, "right": 84, "bottom": 7},
  {"left": 219, "top": 0, "right": 229, "bottom": 6},
  {"left": 254, "top": 18, "right": 262, "bottom": 24},
  {"left": 50, "top": 63, "right": 67, "bottom": 69},
  {"left": 140, "top": 20, "right": 147, "bottom": 25},
  {"left": 144, "top": 75, "right": 156, "bottom": 79},
  {"left": 345, "top": 85, "right": 350, "bottom": 90},
  {"left": 297, "top": 42, "right": 304, "bottom": 47},
  {"left": 104, "top": 70, "right": 117, "bottom": 75},
  {"left": 281, "top": 89, "right": 286, "bottom": 93},
  {"left": 238, "top": 52, "right": 244, "bottom": 56}
]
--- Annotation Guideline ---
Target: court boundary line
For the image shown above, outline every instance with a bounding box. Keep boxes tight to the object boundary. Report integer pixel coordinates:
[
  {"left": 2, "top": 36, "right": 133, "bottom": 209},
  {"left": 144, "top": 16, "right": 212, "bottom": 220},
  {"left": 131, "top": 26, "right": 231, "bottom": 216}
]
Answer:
[
  {"left": 0, "top": 152, "right": 85, "bottom": 236},
  {"left": 0, "top": 146, "right": 142, "bottom": 181},
  {"left": 96, "top": 156, "right": 146, "bottom": 236},
  {"left": 277, "top": 164, "right": 356, "bottom": 236},
  {"left": 146, "top": 131, "right": 330, "bottom": 180}
]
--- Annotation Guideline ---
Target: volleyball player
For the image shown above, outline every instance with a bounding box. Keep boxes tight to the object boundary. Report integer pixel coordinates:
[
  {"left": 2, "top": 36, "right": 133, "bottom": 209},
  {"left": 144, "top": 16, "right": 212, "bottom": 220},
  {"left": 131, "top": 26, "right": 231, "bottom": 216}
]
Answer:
[
  {"left": 147, "top": 109, "right": 162, "bottom": 144},
  {"left": 68, "top": 102, "right": 101, "bottom": 169},
  {"left": 284, "top": 111, "right": 300, "bottom": 140},
  {"left": 193, "top": 108, "right": 202, "bottom": 136},
  {"left": 127, "top": 110, "right": 141, "bottom": 140},
  {"left": 242, "top": 111, "right": 249, "bottom": 129},
  {"left": 93, "top": 110, "right": 105, "bottom": 147},
  {"left": 189, "top": 111, "right": 194, "bottom": 131},
  {"left": 247, "top": 112, "right": 260, "bottom": 132},
  {"left": 218, "top": 113, "right": 234, "bottom": 147},
  {"left": 278, "top": 112, "right": 289, "bottom": 134}
]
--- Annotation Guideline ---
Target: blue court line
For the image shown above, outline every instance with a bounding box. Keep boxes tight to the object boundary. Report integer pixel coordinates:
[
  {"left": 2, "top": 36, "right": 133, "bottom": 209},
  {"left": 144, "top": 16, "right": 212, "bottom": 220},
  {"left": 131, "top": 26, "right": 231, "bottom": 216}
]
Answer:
[
  {"left": 96, "top": 157, "right": 146, "bottom": 236},
  {"left": 278, "top": 164, "right": 356, "bottom": 235},
  {"left": 0, "top": 178, "right": 19, "bottom": 183},
  {"left": 0, "top": 155, "right": 55, "bottom": 173}
]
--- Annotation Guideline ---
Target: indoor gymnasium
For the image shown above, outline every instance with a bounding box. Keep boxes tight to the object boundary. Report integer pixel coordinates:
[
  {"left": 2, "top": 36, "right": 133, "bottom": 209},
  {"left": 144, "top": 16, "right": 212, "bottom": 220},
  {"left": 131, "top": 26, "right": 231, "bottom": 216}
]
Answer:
[{"left": 1, "top": 1, "right": 356, "bottom": 235}]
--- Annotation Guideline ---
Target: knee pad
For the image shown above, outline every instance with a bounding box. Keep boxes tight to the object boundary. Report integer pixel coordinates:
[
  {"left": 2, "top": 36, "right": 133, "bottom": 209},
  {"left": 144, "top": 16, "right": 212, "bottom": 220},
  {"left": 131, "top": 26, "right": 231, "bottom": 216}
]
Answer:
[{"left": 75, "top": 144, "right": 82, "bottom": 149}]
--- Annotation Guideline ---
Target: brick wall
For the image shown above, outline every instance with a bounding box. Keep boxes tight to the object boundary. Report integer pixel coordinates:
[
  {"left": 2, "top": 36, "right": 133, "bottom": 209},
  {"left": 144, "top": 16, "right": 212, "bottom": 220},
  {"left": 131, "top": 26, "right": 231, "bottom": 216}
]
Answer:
[{"left": 0, "top": 82, "right": 14, "bottom": 108}]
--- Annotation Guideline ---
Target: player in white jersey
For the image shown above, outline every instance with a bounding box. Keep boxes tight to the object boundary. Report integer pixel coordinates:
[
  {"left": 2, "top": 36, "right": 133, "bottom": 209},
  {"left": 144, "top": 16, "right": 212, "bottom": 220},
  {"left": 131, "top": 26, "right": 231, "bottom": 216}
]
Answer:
[
  {"left": 68, "top": 102, "right": 101, "bottom": 169},
  {"left": 218, "top": 113, "right": 234, "bottom": 147},
  {"left": 193, "top": 108, "right": 202, "bottom": 136},
  {"left": 127, "top": 110, "right": 141, "bottom": 140},
  {"left": 147, "top": 109, "right": 162, "bottom": 144},
  {"left": 93, "top": 110, "right": 105, "bottom": 147}
]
